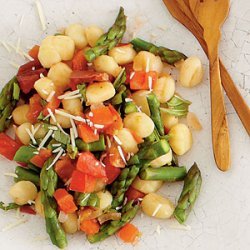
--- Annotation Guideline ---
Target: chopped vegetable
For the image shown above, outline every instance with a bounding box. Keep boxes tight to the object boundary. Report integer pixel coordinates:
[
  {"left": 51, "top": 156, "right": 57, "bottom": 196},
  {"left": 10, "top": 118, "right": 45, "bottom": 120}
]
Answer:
[
  {"left": 117, "top": 223, "right": 140, "bottom": 243},
  {"left": 28, "top": 45, "right": 40, "bottom": 60},
  {"left": 80, "top": 219, "right": 100, "bottom": 235},
  {"left": 77, "top": 123, "right": 99, "bottom": 143},
  {"left": 129, "top": 71, "right": 157, "bottom": 90},
  {"left": 125, "top": 186, "right": 145, "bottom": 202},
  {"left": 72, "top": 50, "right": 87, "bottom": 71},
  {"left": 0, "top": 133, "right": 21, "bottom": 160},
  {"left": 30, "top": 148, "right": 52, "bottom": 168}
]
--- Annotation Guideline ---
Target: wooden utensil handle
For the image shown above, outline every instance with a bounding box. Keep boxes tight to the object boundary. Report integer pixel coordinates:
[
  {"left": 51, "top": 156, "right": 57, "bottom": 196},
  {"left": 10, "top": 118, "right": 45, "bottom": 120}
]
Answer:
[
  {"left": 209, "top": 56, "right": 231, "bottom": 171},
  {"left": 220, "top": 62, "right": 250, "bottom": 135}
]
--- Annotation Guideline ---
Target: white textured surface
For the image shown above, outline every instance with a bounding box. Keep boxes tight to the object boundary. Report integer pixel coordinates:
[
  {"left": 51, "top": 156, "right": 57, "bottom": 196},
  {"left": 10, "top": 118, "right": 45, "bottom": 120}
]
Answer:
[{"left": 0, "top": 0, "right": 249, "bottom": 249}]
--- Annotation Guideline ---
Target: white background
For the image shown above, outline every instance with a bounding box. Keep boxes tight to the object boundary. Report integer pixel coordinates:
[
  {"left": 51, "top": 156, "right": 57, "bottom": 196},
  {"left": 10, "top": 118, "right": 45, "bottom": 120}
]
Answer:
[{"left": 0, "top": 0, "right": 249, "bottom": 249}]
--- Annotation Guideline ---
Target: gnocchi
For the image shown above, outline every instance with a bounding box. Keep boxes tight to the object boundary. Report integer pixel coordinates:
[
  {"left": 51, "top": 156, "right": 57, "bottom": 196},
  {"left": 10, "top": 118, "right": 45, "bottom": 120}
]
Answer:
[
  {"left": 131, "top": 90, "right": 151, "bottom": 116},
  {"left": 9, "top": 181, "right": 38, "bottom": 206},
  {"left": 133, "top": 51, "right": 163, "bottom": 74},
  {"left": 35, "top": 191, "right": 45, "bottom": 217},
  {"left": 34, "top": 77, "right": 56, "bottom": 100},
  {"left": 141, "top": 193, "right": 174, "bottom": 219},
  {"left": 62, "top": 92, "right": 83, "bottom": 116},
  {"left": 108, "top": 44, "right": 137, "bottom": 65},
  {"left": 62, "top": 213, "right": 78, "bottom": 234},
  {"left": 116, "top": 128, "right": 139, "bottom": 154},
  {"left": 153, "top": 75, "right": 175, "bottom": 103},
  {"left": 47, "top": 62, "right": 72, "bottom": 91},
  {"left": 86, "top": 81, "right": 115, "bottom": 105},
  {"left": 85, "top": 25, "right": 104, "bottom": 47},
  {"left": 50, "top": 109, "right": 72, "bottom": 129},
  {"left": 16, "top": 122, "right": 32, "bottom": 145},
  {"left": 65, "top": 23, "right": 88, "bottom": 49},
  {"left": 161, "top": 112, "right": 179, "bottom": 130},
  {"left": 179, "top": 56, "right": 204, "bottom": 88},
  {"left": 12, "top": 104, "right": 30, "bottom": 125},
  {"left": 96, "top": 190, "right": 113, "bottom": 210},
  {"left": 169, "top": 123, "right": 193, "bottom": 155},
  {"left": 93, "top": 55, "right": 122, "bottom": 77},
  {"left": 131, "top": 176, "right": 163, "bottom": 194},
  {"left": 124, "top": 112, "right": 154, "bottom": 138}
]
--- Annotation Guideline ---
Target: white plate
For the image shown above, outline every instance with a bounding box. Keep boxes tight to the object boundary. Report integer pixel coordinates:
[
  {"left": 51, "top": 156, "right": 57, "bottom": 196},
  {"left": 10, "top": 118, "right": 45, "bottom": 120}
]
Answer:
[{"left": 0, "top": 0, "right": 249, "bottom": 249}]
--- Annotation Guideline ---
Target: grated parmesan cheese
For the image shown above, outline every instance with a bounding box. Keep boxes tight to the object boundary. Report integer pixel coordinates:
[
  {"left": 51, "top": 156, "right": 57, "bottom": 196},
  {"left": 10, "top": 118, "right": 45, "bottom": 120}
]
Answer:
[
  {"left": 145, "top": 57, "right": 150, "bottom": 73},
  {"left": 52, "top": 147, "right": 62, "bottom": 153},
  {"left": 148, "top": 76, "right": 153, "bottom": 91},
  {"left": 70, "top": 128, "right": 76, "bottom": 148},
  {"left": 56, "top": 123, "right": 68, "bottom": 136},
  {"left": 70, "top": 118, "right": 78, "bottom": 138},
  {"left": 94, "top": 124, "right": 104, "bottom": 129},
  {"left": 58, "top": 90, "right": 79, "bottom": 99},
  {"left": 52, "top": 143, "right": 61, "bottom": 147},
  {"left": 55, "top": 109, "right": 85, "bottom": 122},
  {"left": 35, "top": 0, "right": 47, "bottom": 31},
  {"left": 48, "top": 126, "right": 58, "bottom": 131},
  {"left": 152, "top": 204, "right": 162, "bottom": 217},
  {"left": 46, "top": 91, "right": 56, "bottom": 102},
  {"left": 47, "top": 108, "right": 56, "bottom": 123},
  {"left": 125, "top": 98, "right": 133, "bottom": 102},
  {"left": 1, "top": 41, "right": 11, "bottom": 52},
  {"left": 63, "top": 94, "right": 82, "bottom": 100},
  {"left": 113, "top": 135, "right": 122, "bottom": 145},
  {"left": 38, "top": 130, "right": 53, "bottom": 150},
  {"left": 4, "top": 173, "right": 18, "bottom": 178},
  {"left": 117, "top": 145, "right": 127, "bottom": 165},
  {"left": 106, "top": 136, "right": 111, "bottom": 148},
  {"left": 88, "top": 112, "right": 94, "bottom": 117},
  {"left": 130, "top": 71, "right": 135, "bottom": 80},
  {"left": 25, "top": 128, "right": 37, "bottom": 145},
  {"left": 46, "top": 148, "right": 64, "bottom": 170}
]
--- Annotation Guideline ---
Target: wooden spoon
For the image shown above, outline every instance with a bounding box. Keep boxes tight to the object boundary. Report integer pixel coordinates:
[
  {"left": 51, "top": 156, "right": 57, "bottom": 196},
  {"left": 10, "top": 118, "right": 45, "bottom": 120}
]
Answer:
[
  {"left": 188, "top": 0, "right": 230, "bottom": 171},
  {"left": 162, "top": 0, "right": 250, "bottom": 137}
]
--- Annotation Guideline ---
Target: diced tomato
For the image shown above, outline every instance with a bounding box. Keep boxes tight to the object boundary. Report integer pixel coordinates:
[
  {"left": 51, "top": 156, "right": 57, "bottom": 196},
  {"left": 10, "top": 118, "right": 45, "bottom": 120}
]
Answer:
[
  {"left": 69, "top": 170, "right": 97, "bottom": 193},
  {"left": 42, "top": 96, "right": 61, "bottom": 116},
  {"left": 30, "top": 148, "right": 52, "bottom": 168},
  {"left": 17, "top": 59, "right": 42, "bottom": 75},
  {"left": 54, "top": 188, "right": 77, "bottom": 214},
  {"left": 125, "top": 186, "right": 145, "bottom": 202},
  {"left": 69, "top": 70, "right": 109, "bottom": 90},
  {"left": 17, "top": 68, "right": 47, "bottom": 94},
  {"left": 117, "top": 43, "right": 130, "bottom": 47},
  {"left": 72, "top": 50, "right": 87, "bottom": 71},
  {"left": 0, "top": 133, "right": 21, "bottom": 160},
  {"left": 77, "top": 123, "right": 99, "bottom": 143},
  {"left": 103, "top": 157, "right": 121, "bottom": 184},
  {"left": 20, "top": 205, "right": 36, "bottom": 215},
  {"left": 28, "top": 45, "right": 40, "bottom": 60},
  {"left": 80, "top": 219, "right": 100, "bottom": 235},
  {"left": 26, "top": 94, "right": 43, "bottom": 123},
  {"left": 55, "top": 157, "right": 75, "bottom": 182},
  {"left": 164, "top": 126, "right": 170, "bottom": 135},
  {"left": 87, "top": 106, "right": 115, "bottom": 128},
  {"left": 76, "top": 152, "right": 106, "bottom": 179},
  {"left": 117, "top": 223, "right": 140, "bottom": 243},
  {"left": 124, "top": 63, "right": 133, "bottom": 84},
  {"left": 105, "top": 105, "right": 123, "bottom": 135},
  {"left": 129, "top": 71, "right": 157, "bottom": 90},
  {"left": 106, "top": 141, "right": 126, "bottom": 168}
]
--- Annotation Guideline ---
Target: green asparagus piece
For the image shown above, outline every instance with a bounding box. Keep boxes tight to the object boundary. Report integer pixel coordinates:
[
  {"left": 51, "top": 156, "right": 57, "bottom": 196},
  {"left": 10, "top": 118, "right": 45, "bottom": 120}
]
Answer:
[
  {"left": 140, "top": 166, "right": 187, "bottom": 181},
  {"left": 131, "top": 38, "right": 187, "bottom": 65},
  {"left": 147, "top": 92, "right": 164, "bottom": 135},
  {"left": 113, "top": 68, "right": 126, "bottom": 90},
  {"left": 76, "top": 134, "right": 106, "bottom": 152},
  {"left": 40, "top": 158, "right": 67, "bottom": 249},
  {"left": 111, "top": 165, "right": 140, "bottom": 208},
  {"left": 111, "top": 85, "right": 127, "bottom": 105},
  {"left": 85, "top": 7, "right": 126, "bottom": 62},
  {"left": 14, "top": 166, "right": 40, "bottom": 186},
  {"left": 53, "top": 130, "right": 70, "bottom": 145},
  {"left": 124, "top": 101, "right": 138, "bottom": 114},
  {"left": 87, "top": 200, "right": 139, "bottom": 243},
  {"left": 66, "top": 144, "right": 78, "bottom": 159},
  {"left": 76, "top": 193, "right": 100, "bottom": 207},
  {"left": 0, "top": 77, "right": 20, "bottom": 132},
  {"left": 14, "top": 146, "right": 37, "bottom": 163},
  {"left": 174, "top": 163, "right": 202, "bottom": 224},
  {"left": 0, "top": 201, "right": 19, "bottom": 211},
  {"left": 161, "top": 95, "right": 191, "bottom": 117},
  {"left": 77, "top": 83, "right": 87, "bottom": 102}
]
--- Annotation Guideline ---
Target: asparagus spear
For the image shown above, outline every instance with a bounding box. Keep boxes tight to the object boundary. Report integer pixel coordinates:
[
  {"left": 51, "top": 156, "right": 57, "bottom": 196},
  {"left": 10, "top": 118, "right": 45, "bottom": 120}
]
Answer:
[
  {"left": 87, "top": 200, "right": 139, "bottom": 243},
  {"left": 14, "top": 146, "right": 38, "bottom": 163},
  {"left": 40, "top": 158, "right": 67, "bottom": 249},
  {"left": 111, "top": 165, "right": 140, "bottom": 208},
  {"left": 131, "top": 38, "right": 187, "bottom": 65},
  {"left": 124, "top": 101, "right": 138, "bottom": 114},
  {"left": 14, "top": 166, "right": 40, "bottom": 186},
  {"left": 0, "top": 202, "right": 19, "bottom": 211},
  {"left": 85, "top": 7, "right": 126, "bottom": 62},
  {"left": 0, "top": 77, "right": 20, "bottom": 132},
  {"left": 76, "top": 193, "right": 100, "bottom": 207},
  {"left": 76, "top": 134, "right": 106, "bottom": 152},
  {"left": 147, "top": 92, "right": 164, "bottom": 136},
  {"left": 174, "top": 163, "right": 202, "bottom": 224},
  {"left": 140, "top": 166, "right": 187, "bottom": 181},
  {"left": 111, "top": 85, "right": 127, "bottom": 105}
]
